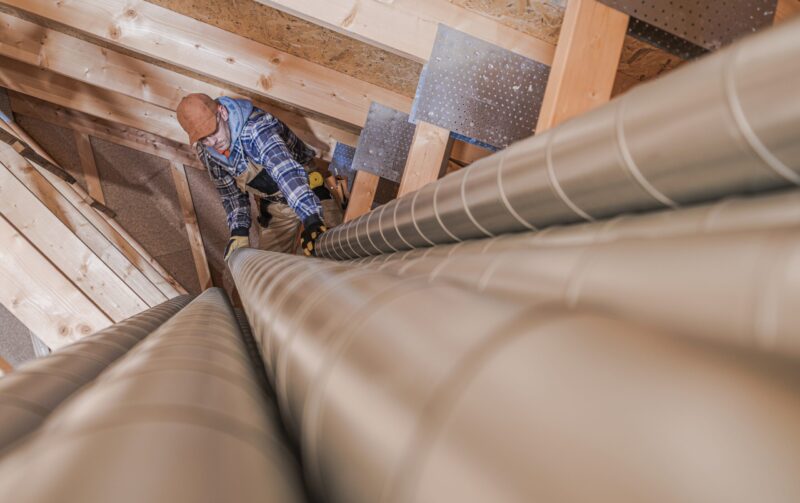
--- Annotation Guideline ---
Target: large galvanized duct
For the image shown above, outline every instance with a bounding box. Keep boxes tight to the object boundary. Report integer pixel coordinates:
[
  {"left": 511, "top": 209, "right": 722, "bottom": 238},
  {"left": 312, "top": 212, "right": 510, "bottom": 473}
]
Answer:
[
  {"left": 0, "top": 288, "right": 308, "bottom": 503},
  {"left": 318, "top": 18, "right": 800, "bottom": 260},
  {"left": 0, "top": 295, "right": 190, "bottom": 454},
  {"left": 229, "top": 248, "right": 800, "bottom": 503}
]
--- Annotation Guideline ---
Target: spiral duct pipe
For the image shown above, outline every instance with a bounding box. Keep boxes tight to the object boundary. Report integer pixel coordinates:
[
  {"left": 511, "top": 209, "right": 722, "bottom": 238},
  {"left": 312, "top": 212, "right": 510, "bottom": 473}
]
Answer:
[
  {"left": 0, "top": 289, "right": 308, "bottom": 503},
  {"left": 318, "top": 18, "right": 800, "bottom": 260},
  {"left": 229, "top": 248, "right": 800, "bottom": 503},
  {"left": 0, "top": 295, "right": 190, "bottom": 453}
]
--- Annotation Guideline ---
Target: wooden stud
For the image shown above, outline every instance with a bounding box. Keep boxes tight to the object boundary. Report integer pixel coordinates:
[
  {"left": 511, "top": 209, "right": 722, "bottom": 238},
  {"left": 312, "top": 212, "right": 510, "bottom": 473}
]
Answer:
[
  {"left": 170, "top": 162, "right": 212, "bottom": 291},
  {"left": 397, "top": 122, "right": 453, "bottom": 197},
  {"left": 776, "top": 0, "right": 800, "bottom": 24},
  {"left": 73, "top": 131, "right": 106, "bottom": 205},
  {"left": 0, "top": 214, "right": 112, "bottom": 350},
  {"left": 1, "top": 0, "right": 410, "bottom": 129},
  {"left": 344, "top": 171, "right": 380, "bottom": 222},
  {"left": 536, "top": 0, "right": 629, "bottom": 132},
  {"left": 257, "top": 0, "right": 555, "bottom": 64}
]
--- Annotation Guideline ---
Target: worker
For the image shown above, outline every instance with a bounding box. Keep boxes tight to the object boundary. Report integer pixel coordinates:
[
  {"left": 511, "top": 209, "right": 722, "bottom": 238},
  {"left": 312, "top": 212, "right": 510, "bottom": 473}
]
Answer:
[{"left": 176, "top": 93, "right": 338, "bottom": 259}]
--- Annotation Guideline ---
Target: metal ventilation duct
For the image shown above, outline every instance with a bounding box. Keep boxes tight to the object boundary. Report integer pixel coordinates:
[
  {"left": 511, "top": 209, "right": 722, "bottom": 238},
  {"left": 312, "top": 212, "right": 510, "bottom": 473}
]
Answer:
[
  {"left": 0, "top": 295, "right": 190, "bottom": 453},
  {"left": 228, "top": 248, "right": 800, "bottom": 503},
  {"left": 0, "top": 289, "right": 308, "bottom": 503},
  {"left": 318, "top": 18, "right": 800, "bottom": 260}
]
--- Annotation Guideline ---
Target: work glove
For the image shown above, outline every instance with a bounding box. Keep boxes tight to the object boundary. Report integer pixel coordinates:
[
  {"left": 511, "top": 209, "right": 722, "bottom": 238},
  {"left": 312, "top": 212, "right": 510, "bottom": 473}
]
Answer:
[
  {"left": 300, "top": 216, "right": 326, "bottom": 257},
  {"left": 224, "top": 234, "right": 250, "bottom": 261}
]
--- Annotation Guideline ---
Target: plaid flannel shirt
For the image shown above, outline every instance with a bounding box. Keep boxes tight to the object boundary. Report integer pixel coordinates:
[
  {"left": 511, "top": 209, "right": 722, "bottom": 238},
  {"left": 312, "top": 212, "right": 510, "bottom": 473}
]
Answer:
[{"left": 196, "top": 109, "right": 321, "bottom": 234}]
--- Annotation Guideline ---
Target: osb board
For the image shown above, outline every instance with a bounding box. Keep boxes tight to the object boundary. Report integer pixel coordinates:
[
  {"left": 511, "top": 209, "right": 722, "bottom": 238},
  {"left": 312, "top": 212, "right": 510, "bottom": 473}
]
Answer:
[
  {"left": 451, "top": 0, "right": 566, "bottom": 45},
  {"left": 14, "top": 115, "right": 88, "bottom": 191},
  {"left": 90, "top": 137, "right": 201, "bottom": 294},
  {"left": 0, "top": 303, "right": 36, "bottom": 367},
  {"left": 146, "top": 0, "right": 422, "bottom": 98}
]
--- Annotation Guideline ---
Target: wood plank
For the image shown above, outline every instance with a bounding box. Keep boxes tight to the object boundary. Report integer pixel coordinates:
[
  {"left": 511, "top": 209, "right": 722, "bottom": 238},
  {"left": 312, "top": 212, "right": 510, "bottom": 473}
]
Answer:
[
  {"left": 1, "top": 0, "right": 411, "bottom": 128},
  {"left": 0, "top": 144, "right": 151, "bottom": 320},
  {"left": 397, "top": 121, "right": 453, "bottom": 197},
  {"left": 0, "top": 12, "right": 359, "bottom": 161},
  {"left": 0, "top": 144, "right": 170, "bottom": 305},
  {"left": 31, "top": 161, "right": 187, "bottom": 298},
  {"left": 169, "top": 162, "right": 212, "bottom": 291},
  {"left": 0, "top": 214, "right": 112, "bottom": 350},
  {"left": 10, "top": 92, "right": 201, "bottom": 169},
  {"left": 257, "top": 0, "right": 555, "bottom": 64},
  {"left": 536, "top": 0, "right": 628, "bottom": 132},
  {"left": 344, "top": 171, "right": 380, "bottom": 222},
  {"left": 776, "top": 0, "right": 800, "bottom": 23},
  {"left": 73, "top": 131, "right": 106, "bottom": 205}
]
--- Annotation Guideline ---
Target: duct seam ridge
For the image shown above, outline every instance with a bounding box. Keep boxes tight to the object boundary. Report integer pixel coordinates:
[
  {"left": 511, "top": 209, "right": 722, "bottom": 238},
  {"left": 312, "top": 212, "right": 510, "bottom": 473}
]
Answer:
[
  {"left": 460, "top": 164, "right": 495, "bottom": 238},
  {"left": 544, "top": 130, "right": 595, "bottom": 221},
  {"left": 411, "top": 189, "right": 437, "bottom": 247},
  {"left": 495, "top": 149, "right": 538, "bottom": 231},
  {"left": 432, "top": 182, "right": 462, "bottom": 243}
]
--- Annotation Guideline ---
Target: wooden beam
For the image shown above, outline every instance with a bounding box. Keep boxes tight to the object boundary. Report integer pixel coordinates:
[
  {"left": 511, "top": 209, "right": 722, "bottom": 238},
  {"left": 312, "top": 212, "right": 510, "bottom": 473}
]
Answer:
[
  {"left": 10, "top": 92, "right": 200, "bottom": 169},
  {"left": 0, "top": 142, "right": 170, "bottom": 304},
  {"left": 536, "top": 0, "right": 629, "bottom": 132},
  {"left": 0, "top": 0, "right": 411, "bottom": 128},
  {"left": 31, "top": 160, "right": 186, "bottom": 298},
  {"left": 397, "top": 121, "right": 453, "bottom": 197},
  {"left": 257, "top": 0, "right": 555, "bottom": 64},
  {"left": 776, "top": 0, "right": 800, "bottom": 23},
  {"left": 169, "top": 162, "right": 212, "bottom": 291},
  {"left": 344, "top": 171, "right": 380, "bottom": 222},
  {"left": 0, "top": 12, "right": 359, "bottom": 160},
  {"left": 73, "top": 131, "right": 106, "bottom": 205},
  {"left": 0, "top": 214, "right": 112, "bottom": 350}
]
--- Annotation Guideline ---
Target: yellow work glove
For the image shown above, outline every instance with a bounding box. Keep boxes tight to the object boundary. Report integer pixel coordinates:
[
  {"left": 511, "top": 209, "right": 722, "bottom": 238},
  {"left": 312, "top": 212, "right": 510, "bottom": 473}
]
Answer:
[
  {"left": 308, "top": 171, "right": 324, "bottom": 190},
  {"left": 224, "top": 234, "right": 249, "bottom": 261},
  {"left": 300, "top": 218, "right": 326, "bottom": 257}
]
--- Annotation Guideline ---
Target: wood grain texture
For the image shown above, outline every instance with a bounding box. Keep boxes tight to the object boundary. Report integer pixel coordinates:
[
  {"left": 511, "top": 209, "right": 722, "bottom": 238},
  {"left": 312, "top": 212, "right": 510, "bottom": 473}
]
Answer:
[
  {"left": 0, "top": 213, "right": 112, "bottom": 349},
  {"left": 344, "top": 171, "right": 380, "bottom": 222},
  {"left": 73, "top": 131, "right": 105, "bottom": 205},
  {"left": 1, "top": 0, "right": 411, "bottom": 128},
  {"left": 398, "top": 122, "right": 453, "bottom": 197},
  {"left": 0, "top": 12, "right": 358, "bottom": 160},
  {"left": 170, "top": 161, "right": 212, "bottom": 291},
  {"left": 536, "top": 0, "right": 628, "bottom": 131},
  {"left": 258, "top": 0, "right": 555, "bottom": 64},
  {"left": 0, "top": 142, "right": 162, "bottom": 313}
]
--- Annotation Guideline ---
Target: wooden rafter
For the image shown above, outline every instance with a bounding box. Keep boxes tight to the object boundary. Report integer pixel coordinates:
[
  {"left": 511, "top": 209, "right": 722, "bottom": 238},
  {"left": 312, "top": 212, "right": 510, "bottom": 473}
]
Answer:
[
  {"left": 257, "top": 0, "right": 555, "bottom": 64},
  {"left": 73, "top": 131, "right": 106, "bottom": 205},
  {"left": 0, "top": 12, "right": 359, "bottom": 161},
  {"left": 169, "top": 161, "right": 212, "bottom": 291},
  {"left": 397, "top": 122, "right": 453, "bottom": 197},
  {"left": 0, "top": 0, "right": 411, "bottom": 128},
  {"left": 344, "top": 171, "right": 380, "bottom": 222},
  {"left": 0, "top": 213, "right": 112, "bottom": 350}
]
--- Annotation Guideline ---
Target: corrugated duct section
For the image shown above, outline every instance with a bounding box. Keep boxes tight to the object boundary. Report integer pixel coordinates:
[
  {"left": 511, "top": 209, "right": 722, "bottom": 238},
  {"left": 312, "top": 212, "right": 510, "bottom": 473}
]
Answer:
[
  {"left": 0, "top": 289, "right": 308, "bottom": 503},
  {"left": 228, "top": 17, "right": 800, "bottom": 503},
  {"left": 0, "top": 295, "right": 190, "bottom": 453},
  {"left": 317, "top": 18, "right": 800, "bottom": 260}
]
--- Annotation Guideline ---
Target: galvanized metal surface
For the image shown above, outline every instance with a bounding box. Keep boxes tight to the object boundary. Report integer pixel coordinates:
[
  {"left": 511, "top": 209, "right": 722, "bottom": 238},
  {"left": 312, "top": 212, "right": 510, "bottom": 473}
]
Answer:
[
  {"left": 229, "top": 247, "right": 800, "bottom": 503},
  {"left": 351, "top": 103, "right": 416, "bottom": 183},
  {"left": 0, "top": 289, "right": 307, "bottom": 503},
  {"left": 329, "top": 142, "right": 357, "bottom": 190},
  {"left": 0, "top": 295, "right": 190, "bottom": 454},
  {"left": 600, "top": 0, "right": 778, "bottom": 50},
  {"left": 410, "top": 25, "right": 550, "bottom": 148},
  {"left": 317, "top": 19, "right": 800, "bottom": 260},
  {"left": 627, "top": 18, "right": 709, "bottom": 59}
]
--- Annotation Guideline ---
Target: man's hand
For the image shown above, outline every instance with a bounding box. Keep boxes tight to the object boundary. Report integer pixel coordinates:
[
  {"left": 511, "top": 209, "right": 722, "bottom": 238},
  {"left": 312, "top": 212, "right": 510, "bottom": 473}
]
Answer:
[
  {"left": 300, "top": 217, "right": 326, "bottom": 257},
  {"left": 224, "top": 235, "right": 249, "bottom": 261}
]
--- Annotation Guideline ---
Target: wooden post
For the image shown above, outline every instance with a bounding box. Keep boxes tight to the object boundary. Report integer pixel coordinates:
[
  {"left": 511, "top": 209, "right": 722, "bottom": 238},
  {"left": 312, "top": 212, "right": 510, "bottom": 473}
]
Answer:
[
  {"left": 170, "top": 162, "right": 212, "bottom": 291},
  {"left": 536, "top": 0, "right": 629, "bottom": 132},
  {"left": 73, "top": 131, "right": 106, "bottom": 205},
  {"left": 344, "top": 171, "right": 380, "bottom": 222},
  {"left": 397, "top": 121, "right": 453, "bottom": 197},
  {"left": 0, "top": 355, "right": 12, "bottom": 376}
]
